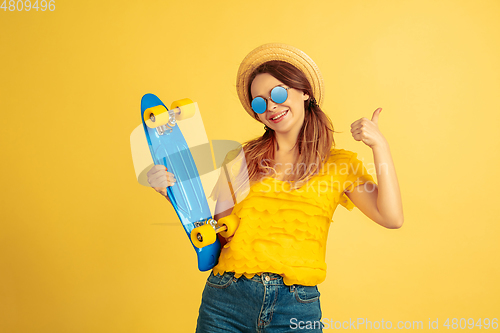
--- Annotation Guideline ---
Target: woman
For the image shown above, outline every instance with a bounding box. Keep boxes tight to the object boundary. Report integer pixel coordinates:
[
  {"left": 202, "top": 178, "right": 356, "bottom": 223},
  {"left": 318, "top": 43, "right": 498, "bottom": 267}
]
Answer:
[{"left": 148, "top": 43, "right": 403, "bottom": 332}]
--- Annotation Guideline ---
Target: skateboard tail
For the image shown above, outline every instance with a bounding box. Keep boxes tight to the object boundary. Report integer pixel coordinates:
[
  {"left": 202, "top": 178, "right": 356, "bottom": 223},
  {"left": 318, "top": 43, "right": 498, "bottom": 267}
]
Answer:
[{"left": 197, "top": 241, "right": 221, "bottom": 271}]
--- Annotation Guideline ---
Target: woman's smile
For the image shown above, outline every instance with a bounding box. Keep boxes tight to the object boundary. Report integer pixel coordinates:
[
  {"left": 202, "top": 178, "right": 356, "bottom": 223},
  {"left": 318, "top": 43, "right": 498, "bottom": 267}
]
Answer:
[{"left": 269, "top": 109, "right": 289, "bottom": 123}]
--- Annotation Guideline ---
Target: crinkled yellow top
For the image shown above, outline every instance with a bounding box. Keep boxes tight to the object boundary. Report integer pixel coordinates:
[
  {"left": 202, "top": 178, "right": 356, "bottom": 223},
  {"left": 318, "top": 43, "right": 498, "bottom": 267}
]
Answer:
[{"left": 213, "top": 148, "right": 376, "bottom": 286}]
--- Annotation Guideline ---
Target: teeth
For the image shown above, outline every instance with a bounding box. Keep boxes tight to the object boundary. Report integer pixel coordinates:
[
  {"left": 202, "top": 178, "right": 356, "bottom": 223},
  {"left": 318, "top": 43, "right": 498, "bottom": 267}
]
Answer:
[{"left": 272, "top": 110, "right": 288, "bottom": 120}]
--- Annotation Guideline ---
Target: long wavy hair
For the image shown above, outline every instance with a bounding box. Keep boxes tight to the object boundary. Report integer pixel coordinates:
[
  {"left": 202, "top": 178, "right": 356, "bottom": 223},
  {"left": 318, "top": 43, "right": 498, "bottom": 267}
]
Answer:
[{"left": 241, "top": 60, "right": 338, "bottom": 189}]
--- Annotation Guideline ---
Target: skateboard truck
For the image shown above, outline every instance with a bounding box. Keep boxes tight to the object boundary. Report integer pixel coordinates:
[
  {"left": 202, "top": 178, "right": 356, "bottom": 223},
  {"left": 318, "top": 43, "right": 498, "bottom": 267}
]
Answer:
[
  {"left": 143, "top": 98, "right": 196, "bottom": 135},
  {"left": 152, "top": 111, "right": 175, "bottom": 135},
  {"left": 147, "top": 106, "right": 178, "bottom": 135},
  {"left": 190, "top": 215, "right": 240, "bottom": 248}
]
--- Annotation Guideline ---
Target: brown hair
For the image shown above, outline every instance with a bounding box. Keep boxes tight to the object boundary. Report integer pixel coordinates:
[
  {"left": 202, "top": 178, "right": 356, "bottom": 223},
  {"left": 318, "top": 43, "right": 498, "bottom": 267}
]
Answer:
[{"left": 241, "top": 60, "right": 337, "bottom": 189}]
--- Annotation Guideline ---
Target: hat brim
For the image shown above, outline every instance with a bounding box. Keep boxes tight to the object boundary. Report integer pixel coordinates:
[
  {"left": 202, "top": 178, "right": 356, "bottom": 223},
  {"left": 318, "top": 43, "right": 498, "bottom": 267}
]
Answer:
[{"left": 236, "top": 43, "right": 324, "bottom": 119}]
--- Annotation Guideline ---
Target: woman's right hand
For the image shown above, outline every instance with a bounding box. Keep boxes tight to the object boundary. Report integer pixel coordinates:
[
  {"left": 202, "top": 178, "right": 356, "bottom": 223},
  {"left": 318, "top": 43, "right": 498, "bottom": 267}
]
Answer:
[{"left": 147, "top": 165, "right": 176, "bottom": 197}]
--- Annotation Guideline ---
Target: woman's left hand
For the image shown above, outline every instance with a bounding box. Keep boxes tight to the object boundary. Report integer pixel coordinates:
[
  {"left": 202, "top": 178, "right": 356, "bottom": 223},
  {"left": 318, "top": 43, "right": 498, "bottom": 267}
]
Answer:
[{"left": 350, "top": 108, "right": 387, "bottom": 148}]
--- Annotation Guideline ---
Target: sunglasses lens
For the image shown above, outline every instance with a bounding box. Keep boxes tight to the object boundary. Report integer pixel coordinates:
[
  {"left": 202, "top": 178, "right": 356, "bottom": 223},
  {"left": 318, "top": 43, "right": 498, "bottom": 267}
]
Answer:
[
  {"left": 251, "top": 97, "right": 267, "bottom": 114},
  {"left": 271, "top": 86, "right": 288, "bottom": 104}
]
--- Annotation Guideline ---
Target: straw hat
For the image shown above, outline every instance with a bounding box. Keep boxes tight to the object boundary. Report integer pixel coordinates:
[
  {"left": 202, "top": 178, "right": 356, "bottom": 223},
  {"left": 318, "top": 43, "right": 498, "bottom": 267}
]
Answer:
[{"left": 236, "top": 43, "right": 324, "bottom": 118}]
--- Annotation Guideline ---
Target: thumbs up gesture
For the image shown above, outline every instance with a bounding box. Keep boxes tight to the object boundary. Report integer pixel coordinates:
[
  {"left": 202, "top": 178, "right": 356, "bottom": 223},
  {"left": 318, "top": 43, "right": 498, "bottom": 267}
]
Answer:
[{"left": 350, "top": 108, "right": 387, "bottom": 148}]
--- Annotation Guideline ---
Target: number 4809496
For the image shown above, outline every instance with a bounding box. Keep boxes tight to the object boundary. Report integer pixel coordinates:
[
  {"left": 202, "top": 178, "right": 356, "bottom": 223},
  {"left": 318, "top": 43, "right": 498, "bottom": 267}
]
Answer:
[{"left": 1, "top": 0, "right": 56, "bottom": 11}]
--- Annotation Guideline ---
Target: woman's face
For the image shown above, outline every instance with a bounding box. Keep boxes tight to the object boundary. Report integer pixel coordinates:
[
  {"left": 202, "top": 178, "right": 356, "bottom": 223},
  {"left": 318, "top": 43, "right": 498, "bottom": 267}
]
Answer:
[{"left": 250, "top": 73, "right": 309, "bottom": 135}]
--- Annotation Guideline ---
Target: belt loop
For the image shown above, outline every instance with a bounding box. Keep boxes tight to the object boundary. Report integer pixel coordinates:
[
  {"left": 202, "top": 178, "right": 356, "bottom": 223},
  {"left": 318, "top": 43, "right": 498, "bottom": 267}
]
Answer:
[{"left": 290, "top": 285, "right": 295, "bottom": 292}]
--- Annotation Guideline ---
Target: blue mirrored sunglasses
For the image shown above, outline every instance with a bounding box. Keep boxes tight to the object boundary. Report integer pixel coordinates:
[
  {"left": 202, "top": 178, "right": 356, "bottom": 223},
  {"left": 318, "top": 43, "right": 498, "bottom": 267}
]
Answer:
[{"left": 251, "top": 86, "right": 290, "bottom": 114}]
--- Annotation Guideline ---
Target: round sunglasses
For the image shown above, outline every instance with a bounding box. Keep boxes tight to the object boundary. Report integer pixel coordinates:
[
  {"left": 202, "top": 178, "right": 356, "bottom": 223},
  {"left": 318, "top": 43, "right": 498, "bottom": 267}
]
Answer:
[{"left": 251, "top": 86, "right": 290, "bottom": 114}]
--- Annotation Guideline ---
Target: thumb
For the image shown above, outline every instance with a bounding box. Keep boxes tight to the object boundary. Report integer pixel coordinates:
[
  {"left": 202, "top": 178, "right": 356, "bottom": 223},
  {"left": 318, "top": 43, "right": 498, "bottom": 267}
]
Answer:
[{"left": 371, "top": 108, "right": 382, "bottom": 125}]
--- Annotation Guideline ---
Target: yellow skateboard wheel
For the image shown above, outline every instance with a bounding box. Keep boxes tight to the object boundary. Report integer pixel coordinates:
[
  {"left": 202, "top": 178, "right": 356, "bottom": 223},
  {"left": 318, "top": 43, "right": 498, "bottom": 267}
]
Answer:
[
  {"left": 217, "top": 215, "right": 240, "bottom": 238},
  {"left": 191, "top": 224, "right": 217, "bottom": 248},
  {"left": 144, "top": 105, "right": 170, "bottom": 128},
  {"left": 171, "top": 98, "right": 196, "bottom": 120}
]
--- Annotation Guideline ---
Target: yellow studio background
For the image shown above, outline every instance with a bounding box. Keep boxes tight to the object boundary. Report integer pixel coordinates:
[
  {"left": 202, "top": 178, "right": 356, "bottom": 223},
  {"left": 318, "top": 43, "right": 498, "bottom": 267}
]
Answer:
[{"left": 1, "top": 0, "right": 499, "bottom": 332}]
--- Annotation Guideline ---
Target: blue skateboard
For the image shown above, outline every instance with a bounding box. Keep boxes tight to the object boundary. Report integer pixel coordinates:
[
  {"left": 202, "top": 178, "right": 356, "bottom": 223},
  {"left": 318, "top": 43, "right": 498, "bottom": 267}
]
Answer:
[{"left": 140, "top": 93, "right": 226, "bottom": 271}]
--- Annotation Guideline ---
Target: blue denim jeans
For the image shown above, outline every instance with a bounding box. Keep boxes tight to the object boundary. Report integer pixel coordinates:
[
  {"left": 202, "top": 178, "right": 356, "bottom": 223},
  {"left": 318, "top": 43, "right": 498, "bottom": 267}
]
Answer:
[{"left": 196, "top": 271, "right": 323, "bottom": 332}]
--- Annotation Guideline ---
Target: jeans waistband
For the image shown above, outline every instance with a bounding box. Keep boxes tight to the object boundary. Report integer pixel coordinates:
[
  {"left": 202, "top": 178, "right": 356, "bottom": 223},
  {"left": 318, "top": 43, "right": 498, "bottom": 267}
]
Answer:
[{"left": 222, "top": 271, "right": 288, "bottom": 286}]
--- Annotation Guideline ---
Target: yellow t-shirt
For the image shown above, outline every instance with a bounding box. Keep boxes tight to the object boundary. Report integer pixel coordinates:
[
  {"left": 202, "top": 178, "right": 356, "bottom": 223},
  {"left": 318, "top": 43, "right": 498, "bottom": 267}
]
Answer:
[{"left": 212, "top": 148, "right": 377, "bottom": 286}]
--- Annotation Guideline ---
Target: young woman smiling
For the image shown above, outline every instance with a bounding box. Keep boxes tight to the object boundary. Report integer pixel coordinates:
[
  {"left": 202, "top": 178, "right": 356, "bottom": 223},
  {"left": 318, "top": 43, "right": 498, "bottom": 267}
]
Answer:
[{"left": 148, "top": 43, "right": 403, "bottom": 332}]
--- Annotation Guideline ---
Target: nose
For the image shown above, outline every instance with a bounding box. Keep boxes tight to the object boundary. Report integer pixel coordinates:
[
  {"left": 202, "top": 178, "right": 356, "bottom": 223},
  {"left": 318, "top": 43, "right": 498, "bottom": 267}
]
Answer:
[{"left": 266, "top": 98, "right": 278, "bottom": 112}]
